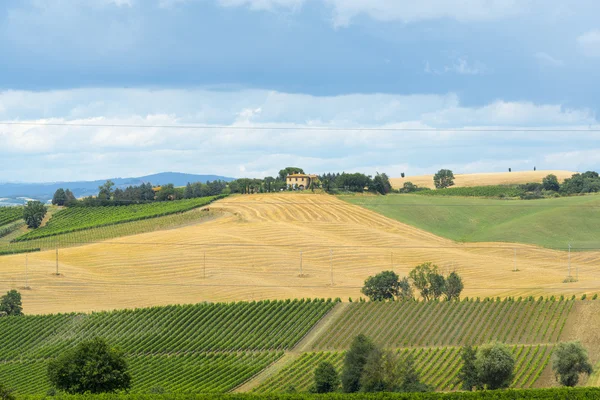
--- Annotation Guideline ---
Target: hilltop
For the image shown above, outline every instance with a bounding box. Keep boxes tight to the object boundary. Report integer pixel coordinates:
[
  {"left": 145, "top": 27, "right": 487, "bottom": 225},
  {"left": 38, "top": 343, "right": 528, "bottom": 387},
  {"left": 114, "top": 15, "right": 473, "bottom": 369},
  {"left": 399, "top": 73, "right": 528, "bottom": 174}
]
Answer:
[{"left": 390, "top": 170, "right": 575, "bottom": 190}]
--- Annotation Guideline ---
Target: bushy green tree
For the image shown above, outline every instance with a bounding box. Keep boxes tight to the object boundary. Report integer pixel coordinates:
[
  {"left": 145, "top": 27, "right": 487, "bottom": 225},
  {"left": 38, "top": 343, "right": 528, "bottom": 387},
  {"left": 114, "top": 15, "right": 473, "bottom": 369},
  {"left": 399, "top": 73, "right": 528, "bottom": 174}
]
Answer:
[
  {"left": 52, "top": 189, "right": 67, "bottom": 206},
  {"left": 542, "top": 174, "right": 560, "bottom": 192},
  {"left": 371, "top": 173, "right": 392, "bottom": 195},
  {"left": 64, "top": 189, "right": 77, "bottom": 205},
  {"left": 458, "top": 346, "right": 479, "bottom": 391},
  {"left": 362, "top": 271, "right": 401, "bottom": 302},
  {"left": 23, "top": 201, "right": 47, "bottom": 229},
  {"left": 0, "top": 290, "right": 23, "bottom": 316},
  {"left": 433, "top": 169, "right": 455, "bottom": 189},
  {"left": 475, "top": 343, "right": 515, "bottom": 390},
  {"left": 48, "top": 338, "right": 131, "bottom": 394},
  {"left": 341, "top": 334, "right": 376, "bottom": 393},
  {"left": 278, "top": 167, "right": 305, "bottom": 181},
  {"left": 313, "top": 361, "right": 340, "bottom": 393},
  {"left": 445, "top": 272, "right": 464, "bottom": 301},
  {"left": 397, "top": 353, "right": 431, "bottom": 393},
  {"left": 552, "top": 342, "right": 593, "bottom": 387},
  {"left": 408, "top": 263, "right": 445, "bottom": 301},
  {"left": 97, "top": 180, "right": 115, "bottom": 200}
]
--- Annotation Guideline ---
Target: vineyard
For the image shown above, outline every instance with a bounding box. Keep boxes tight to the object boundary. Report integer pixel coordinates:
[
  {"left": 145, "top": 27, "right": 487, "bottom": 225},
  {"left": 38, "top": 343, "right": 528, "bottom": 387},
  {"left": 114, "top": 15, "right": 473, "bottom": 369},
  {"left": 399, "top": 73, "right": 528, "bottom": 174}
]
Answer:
[
  {"left": 0, "top": 206, "right": 22, "bottom": 227},
  {"left": 0, "top": 351, "right": 283, "bottom": 395},
  {"left": 0, "top": 299, "right": 336, "bottom": 360},
  {"left": 310, "top": 299, "right": 573, "bottom": 350},
  {"left": 14, "top": 195, "right": 225, "bottom": 242},
  {"left": 254, "top": 345, "right": 553, "bottom": 393},
  {"left": 414, "top": 185, "right": 524, "bottom": 198}
]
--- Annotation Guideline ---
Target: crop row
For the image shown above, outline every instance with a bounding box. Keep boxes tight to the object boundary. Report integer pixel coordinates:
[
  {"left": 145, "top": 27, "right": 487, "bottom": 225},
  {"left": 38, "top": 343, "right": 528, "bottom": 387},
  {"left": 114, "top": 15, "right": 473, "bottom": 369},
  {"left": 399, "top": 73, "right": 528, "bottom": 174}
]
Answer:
[
  {"left": 255, "top": 345, "right": 552, "bottom": 393},
  {"left": 0, "top": 299, "right": 336, "bottom": 360},
  {"left": 415, "top": 185, "right": 524, "bottom": 198},
  {"left": 0, "top": 206, "right": 22, "bottom": 227},
  {"left": 0, "top": 351, "right": 282, "bottom": 395},
  {"left": 311, "top": 299, "right": 573, "bottom": 350},
  {"left": 14, "top": 195, "right": 225, "bottom": 242}
]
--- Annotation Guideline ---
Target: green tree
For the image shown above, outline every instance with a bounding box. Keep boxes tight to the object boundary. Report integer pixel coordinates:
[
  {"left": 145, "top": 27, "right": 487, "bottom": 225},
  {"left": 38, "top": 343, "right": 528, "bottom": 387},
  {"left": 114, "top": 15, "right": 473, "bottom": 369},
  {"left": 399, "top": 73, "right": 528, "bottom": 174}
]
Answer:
[
  {"left": 23, "top": 201, "right": 47, "bottom": 229},
  {"left": 371, "top": 173, "right": 392, "bottom": 195},
  {"left": 429, "top": 272, "right": 446, "bottom": 301},
  {"left": 362, "top": 271, "right": 401, "bottom": 302},
  {"left": 433, "top": 169, "right": 455, "bottom": 189},
  {"left": 542, "top": 174, "right": 560, "bottom": 192},
  {"left": 397, "top": 277, "right": 414, "bottom": 301},
  {"left": 64, "top": 189, "right": 77, "bottom": 206},
  {"left": 458, "top": 346, "right": 479, "bottom": 391},
  {"left": 156, "top": 184, "right": 176, "bottom": 201},
  {"left": 408, "top": 262, "right": 446, "bottom": 301},
  {"left": 476, "top": 343, "right": 515, "bottom": 390},
  {"left": 47, "top": 338, "right": 131, "bottom": 394},
  {"left": 98, "top": 180, "right": 115, "bottom": 200},
  {"left": 0, "top": 383, "right": 15, "bottom": 400},
  {"left": 278, "top": 167, "right": 305, "bottom": 181},
  {"left": 313, "top": 361, "right": 340, "bottom": 393},
  {"left": 0, "top": 290, "right": 22, "bottom": 316},
  {"left": 360, "top": 348, "right": 395, "bottom": 392},
  {"left": 398, "top": 353, "right": 431, "bottom": 392},
  {"left": 52, "top": 189, "right": 67, "bottom": 206},
  {"left": 341, "top": 334, "right": 377, "bottom": 393},
  {"left": 445, "top": 272, "right": 464, "bottom": 301},
  {"left": 552, "top": 342, "right": 593, "bottom": 387},
  {"left": 184, "top": 183, "right": 194, "bottom": 199}
]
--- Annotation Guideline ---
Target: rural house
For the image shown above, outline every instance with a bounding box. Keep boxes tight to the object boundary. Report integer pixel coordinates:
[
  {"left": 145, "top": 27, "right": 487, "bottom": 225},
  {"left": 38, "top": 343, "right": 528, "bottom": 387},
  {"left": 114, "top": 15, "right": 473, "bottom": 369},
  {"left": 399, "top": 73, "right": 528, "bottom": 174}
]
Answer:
[{"left": 286, "top": 173, "right": 318, "bottom": 190}]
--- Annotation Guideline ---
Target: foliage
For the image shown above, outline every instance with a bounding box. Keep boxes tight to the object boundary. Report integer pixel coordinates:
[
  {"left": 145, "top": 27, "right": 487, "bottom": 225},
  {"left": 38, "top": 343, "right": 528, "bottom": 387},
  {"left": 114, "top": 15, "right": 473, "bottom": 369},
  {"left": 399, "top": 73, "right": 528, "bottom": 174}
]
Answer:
[
  {"left": 336, "top": 173, "right": 372, "bottom": 193},
  {"left": 362, "top": 271, "right": 402, "bottom": 302},
  {"left": 23, "top": 201, "right": 47, "bottom": 229},
  {"left": 313, "top": 362, "right": 340, "bottom": 393},
  {"left": 416, "top": 185, "right": 524, "bottom": 198},
  {"left": 542, "top": 174, "right": 560, "bottom": 192},
  {"left": 0, "top": 207, "right": 23, "bottom": 228},
  {"left": 433, "top": 169, "right": 455, "bottom": 189},
  {"left": 341, "top": 335, "right": 376, "bottom": 393},
  {"left": 561, "top": 171, "right": 600, "bottom": 195},
  {"left": 408, "top": 263, "right": 447, "bottom": 301},
  {"left": 372, "top": 173, "right": 392, "bottom": 195},
  {"left": 279, "top": 167, "right": 305, "bottom": 181},
  {"left": 552, "top": 342, "right": 593, "bottom": 387},
  {"left": 47, "top": 338, "right": 131, "bottom": 394},
  {"left": 0, "top": 290, "right": 22, "bottom": 316},
  {"left": 399, "top": 182, "right": 430, "bottom": 194},
  {"left": 0, "top": 383, "right": 14, "bottom": 400},
  {"left": 98, "top": 180, "right": 115, "bottom": 201},
  {"left": 476, "top": 343, "right": 515, "bottom": 390},
  {"left": 445, "top": 272, "right": 464, "bottom": 301},
  {"left": 458, "top": 346, "right": 479, "bottom": 391},
  {"left": 52, "top": 189, "right": 67, "bottom": 206},
  {"left": 15, "top": 196, "right": 225, "bottom": 241}
]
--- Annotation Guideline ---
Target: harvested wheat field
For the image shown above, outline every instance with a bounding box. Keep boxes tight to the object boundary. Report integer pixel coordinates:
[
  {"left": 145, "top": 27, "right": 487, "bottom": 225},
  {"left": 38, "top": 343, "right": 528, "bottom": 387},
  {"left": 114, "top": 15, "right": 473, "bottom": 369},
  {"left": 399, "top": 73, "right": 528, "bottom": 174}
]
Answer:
[
  {"left": 391, "top": 170, "right": 575, "bottom": 190},
  {"left": 1, "top": 193, "right": 599, "bottom": 314}
]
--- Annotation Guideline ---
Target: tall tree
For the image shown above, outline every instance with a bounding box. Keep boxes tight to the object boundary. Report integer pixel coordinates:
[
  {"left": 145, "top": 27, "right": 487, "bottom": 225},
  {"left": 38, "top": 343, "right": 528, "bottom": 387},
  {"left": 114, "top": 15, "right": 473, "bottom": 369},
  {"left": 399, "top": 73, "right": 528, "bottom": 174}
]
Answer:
[
  {"left": 341, "top": 334, "right": 376, "bottom": 393},
  {"left": 458, "top": 346, "right": 479, "bottom": 391},
  {"left": 552, "top": 342, "right": 593, "bottom": 387},
  {"left": 445, "top": 272, "right": 464, "bottom": 301},
  {"left": 47, "top": 338, "right": 131, "bottom": 394},
  {"left": 371, "top": 173, "right": 392, "bottom": 195},
  {"left": 433, "top": 169, "right": 455, "bottom": 189},
  {"left": 361, "top": 271, "right": 401, "bottom": 302},
  {"left": 0, "top": 290, "right": 23, "bottom": 316},
  {"left": 64, "top": 189, "right": 77, "bottom": 205},
  {"left": 184, "top": 183, "right": 194, "bottom": 199},
  {"left": 476, "top": 343, "right": 515, "bottom": 390},
  {"left": 23, "top": 201, "right": 47, "bottom": 229},
  {"left": 542, "top": 174, "right": 560, "bottom": 191},
  {"left": 98, "top": 180, "right": 115, "bottom": 200},
  {"left": 313, "top": 361, "right": 340, "bottom": 393},
  {"left": 52, "top": 188, "right": 67, "bottom": 206}
]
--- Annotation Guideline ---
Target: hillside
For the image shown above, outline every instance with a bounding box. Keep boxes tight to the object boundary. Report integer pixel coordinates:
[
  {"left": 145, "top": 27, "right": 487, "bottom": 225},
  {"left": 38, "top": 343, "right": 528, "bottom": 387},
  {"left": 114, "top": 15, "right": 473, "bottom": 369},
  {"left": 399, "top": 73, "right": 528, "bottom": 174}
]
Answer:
[
  {"left": 390, "top": 170, "right": 575, "bottom": 190},
  {"left": 1, "top": 194, "right": 600, "bottom": 314},
  {"left": 341, "top": 194, "right": 600, "bottom": 249}
]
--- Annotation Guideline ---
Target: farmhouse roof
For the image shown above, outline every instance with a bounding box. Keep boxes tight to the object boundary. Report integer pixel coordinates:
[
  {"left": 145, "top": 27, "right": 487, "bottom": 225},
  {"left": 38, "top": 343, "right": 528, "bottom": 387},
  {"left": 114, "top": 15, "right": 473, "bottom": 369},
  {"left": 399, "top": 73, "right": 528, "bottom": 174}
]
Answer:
[{"left": 287, "top": 173, "right": 318, "bottom": 178}]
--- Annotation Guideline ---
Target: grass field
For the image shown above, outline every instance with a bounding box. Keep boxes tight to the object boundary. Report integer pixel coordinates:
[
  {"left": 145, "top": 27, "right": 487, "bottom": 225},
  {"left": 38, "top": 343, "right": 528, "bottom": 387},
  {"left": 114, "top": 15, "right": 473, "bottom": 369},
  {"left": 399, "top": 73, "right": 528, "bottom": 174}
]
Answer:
[
  {"left": 342, "top": 194, "right": 600, "bottom": 249},
  {"left": 2, "top": 193, "right": 600, "bottom": 314},
  {"left": 254, "top": 345, "right": 553, "bottom": 392},
  {"left": 390, "top": 170, "right": 575, "bottom": 190}
]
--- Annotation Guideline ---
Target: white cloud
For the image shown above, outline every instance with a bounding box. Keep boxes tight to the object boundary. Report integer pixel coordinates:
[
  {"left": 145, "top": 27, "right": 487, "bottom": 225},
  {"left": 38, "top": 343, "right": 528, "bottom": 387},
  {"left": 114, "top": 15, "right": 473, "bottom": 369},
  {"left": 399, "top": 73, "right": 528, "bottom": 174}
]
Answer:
[
  {"left": 577, "top": 30, "right": 600, "bottom": 58},
  {"left": 534, "top": 52, "right": 564, "bottom": 67},
  {"left": 425, "top": 58, "right": 488, "bottom": 75},
  {"left": 0, "top": 88, "right": 598, "bottom": 182}
]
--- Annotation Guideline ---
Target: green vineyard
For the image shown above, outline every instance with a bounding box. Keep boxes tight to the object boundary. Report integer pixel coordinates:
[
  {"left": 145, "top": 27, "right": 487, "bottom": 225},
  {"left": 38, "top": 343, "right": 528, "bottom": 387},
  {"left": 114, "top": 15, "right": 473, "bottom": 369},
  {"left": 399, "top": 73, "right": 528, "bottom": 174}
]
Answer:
[
  {"left": 311, "top": 299, "right": 573, "bottom": 350},
  {"left": 0, "top": 351, "right": 283, "bottom": 395},
  {"left": 254, "top": 345, "right": 553, "bottom": 393},
  {"left": 14, "top": 195, "right": 225, "bottom": 242},
  {"left": 0, "top": 299, "right": 336, "bottom": 360},
  {"left": 0, "top": 206, "right": 22, "bottom": 227}
]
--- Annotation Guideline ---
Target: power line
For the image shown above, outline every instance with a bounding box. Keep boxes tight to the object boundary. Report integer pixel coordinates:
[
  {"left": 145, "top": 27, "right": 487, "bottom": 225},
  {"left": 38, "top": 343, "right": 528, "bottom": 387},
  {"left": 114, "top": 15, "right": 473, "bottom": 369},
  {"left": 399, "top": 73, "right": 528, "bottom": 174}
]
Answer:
[{"left": 2, "top": 121, "right": 600, "bottom": 132}]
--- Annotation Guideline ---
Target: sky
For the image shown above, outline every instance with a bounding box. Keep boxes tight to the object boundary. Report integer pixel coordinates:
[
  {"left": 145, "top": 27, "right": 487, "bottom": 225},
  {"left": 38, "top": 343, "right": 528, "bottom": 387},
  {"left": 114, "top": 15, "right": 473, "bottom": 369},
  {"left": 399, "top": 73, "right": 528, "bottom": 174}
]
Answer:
[{"left": 1, "top": 0, "right": 600, "bottom": 182}]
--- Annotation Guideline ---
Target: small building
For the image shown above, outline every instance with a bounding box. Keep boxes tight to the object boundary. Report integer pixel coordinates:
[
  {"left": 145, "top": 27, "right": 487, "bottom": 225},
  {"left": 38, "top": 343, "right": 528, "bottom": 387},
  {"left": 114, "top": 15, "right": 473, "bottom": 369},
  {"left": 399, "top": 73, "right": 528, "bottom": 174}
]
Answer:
[{"left": 286, "top": 173, "right": 318, "bottom": 190}]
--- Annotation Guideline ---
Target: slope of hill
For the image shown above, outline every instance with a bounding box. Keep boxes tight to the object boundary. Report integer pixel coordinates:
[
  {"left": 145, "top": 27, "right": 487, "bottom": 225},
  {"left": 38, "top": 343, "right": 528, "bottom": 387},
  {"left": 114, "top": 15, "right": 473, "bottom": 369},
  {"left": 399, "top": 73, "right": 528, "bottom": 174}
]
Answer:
[
  {"left": 342, "top": 194, "right": 600, "bottom": 249},
  {"left": 391, "top": 170, "right": 575, "bottom": 190},
  {"left": 1, "top": 193, "right": 600, "bottom": 315}
]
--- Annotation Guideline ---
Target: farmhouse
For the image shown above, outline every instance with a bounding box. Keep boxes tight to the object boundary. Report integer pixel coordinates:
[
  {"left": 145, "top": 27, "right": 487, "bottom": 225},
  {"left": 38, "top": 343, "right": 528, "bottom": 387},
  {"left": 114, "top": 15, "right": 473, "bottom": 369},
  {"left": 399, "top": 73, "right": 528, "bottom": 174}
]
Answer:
[{"left": 286, "top": 173, "right": 318, "bottom": 190}]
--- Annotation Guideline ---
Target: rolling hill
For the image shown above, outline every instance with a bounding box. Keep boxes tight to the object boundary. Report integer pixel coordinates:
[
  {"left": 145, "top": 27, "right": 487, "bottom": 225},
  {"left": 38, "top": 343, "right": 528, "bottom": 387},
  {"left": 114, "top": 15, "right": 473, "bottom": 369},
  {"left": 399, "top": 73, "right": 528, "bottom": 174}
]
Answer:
[
  {"left": 1, "top": 193, "right": 600, "bottom": 315},
  {"left": 390, "top": 170, "right": 575, "bottom": 190}
]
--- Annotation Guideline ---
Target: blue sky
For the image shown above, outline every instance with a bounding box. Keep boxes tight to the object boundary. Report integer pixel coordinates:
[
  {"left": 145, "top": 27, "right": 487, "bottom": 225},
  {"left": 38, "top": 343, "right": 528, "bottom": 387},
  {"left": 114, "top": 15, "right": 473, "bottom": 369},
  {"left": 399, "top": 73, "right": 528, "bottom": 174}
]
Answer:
[{"left": 1, "top": 0, "right": 600, "bottom": 181}]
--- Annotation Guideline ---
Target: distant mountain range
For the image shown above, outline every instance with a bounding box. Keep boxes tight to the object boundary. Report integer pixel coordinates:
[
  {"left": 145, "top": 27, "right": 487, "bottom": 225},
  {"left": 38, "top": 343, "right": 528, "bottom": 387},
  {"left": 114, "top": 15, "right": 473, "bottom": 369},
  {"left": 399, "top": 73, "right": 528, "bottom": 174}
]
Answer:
[{"left": 0, "top": 172, "right": 235, "bottom": 205}]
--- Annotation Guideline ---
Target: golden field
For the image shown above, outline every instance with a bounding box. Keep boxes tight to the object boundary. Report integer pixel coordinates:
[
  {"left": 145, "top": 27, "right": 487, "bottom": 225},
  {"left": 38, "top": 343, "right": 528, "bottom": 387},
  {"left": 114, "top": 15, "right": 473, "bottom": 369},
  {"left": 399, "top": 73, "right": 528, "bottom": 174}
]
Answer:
[
  {"left": 391, "top": 170, "right": 576, "bottom": 190},
  {"left": 1, "top": 193, "right": 599, "bottom": 314}
]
